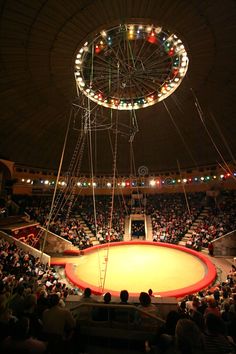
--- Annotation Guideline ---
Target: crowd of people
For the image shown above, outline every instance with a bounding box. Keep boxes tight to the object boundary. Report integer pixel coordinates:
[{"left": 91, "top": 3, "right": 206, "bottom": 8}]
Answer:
[
  {"left": 9, "top": 191, "right": 236, "bottom": 253},
  {"left": 185, "top": 190, "right": 236, "bottom": 251},
  {"left": 147, "top": 193, "right": 205, "bottom": 244},
  {"left": 77, "top": 196, "right": 125, "bottom": 243},
  {"left": 0, "top": 198, "right": 236, "bottom": 354},
  {"left": 0, "top": 233, "right": 236, "bottom": 353}
]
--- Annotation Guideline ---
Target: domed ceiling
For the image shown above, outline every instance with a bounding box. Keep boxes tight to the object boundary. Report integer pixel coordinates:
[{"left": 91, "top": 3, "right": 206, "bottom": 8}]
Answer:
[{"left": 0, "top": 0, "right": 236, "bottom": 175}]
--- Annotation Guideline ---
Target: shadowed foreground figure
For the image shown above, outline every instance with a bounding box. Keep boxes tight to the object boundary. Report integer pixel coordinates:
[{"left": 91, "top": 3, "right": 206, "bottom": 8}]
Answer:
[{"left": 1, "top": 316, "right": 47, "bottom": 354}]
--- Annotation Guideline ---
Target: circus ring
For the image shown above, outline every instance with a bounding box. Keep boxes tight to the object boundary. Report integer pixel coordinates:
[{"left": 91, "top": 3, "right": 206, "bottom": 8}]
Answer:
[{"left": 51, "top": 241, "right": 216, "bottom": 298}]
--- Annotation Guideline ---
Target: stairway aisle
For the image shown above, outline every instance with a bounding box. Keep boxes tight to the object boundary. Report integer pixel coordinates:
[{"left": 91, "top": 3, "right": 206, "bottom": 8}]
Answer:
[{"left": 178, "top": 207, "right": 211, "bottom": 246}]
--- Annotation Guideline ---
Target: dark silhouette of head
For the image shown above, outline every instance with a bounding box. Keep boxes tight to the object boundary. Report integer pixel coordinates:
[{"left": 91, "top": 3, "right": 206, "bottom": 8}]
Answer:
[
  {"left": 103, "top": 292, "right": 111, "bottom": 304},
  {"left": 166, "top": 310, "right": 181, "bottom": 335},
  {"left": 205, "top": 313, "right": 226, "bottom": 335},
  {"left": 49, "top": 293, "right": 60, "bottom": 307},
  {"left": 139, "top": 292, "right": 151, "bottom": 307},
  {"left": 148, "top": 289, "right": 153, "bottom": 296},
  {"left": 120, "top": 290, "right": 129, "bottom": 303},
  {"left": 83, "top": 287, "right": 92, "bottom": 298},
  {"left": 175, "top": 318, "right": 204, "bottom": 353}
]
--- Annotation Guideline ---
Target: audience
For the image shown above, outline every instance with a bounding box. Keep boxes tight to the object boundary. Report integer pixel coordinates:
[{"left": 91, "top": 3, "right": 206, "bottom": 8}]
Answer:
[{"left": 0, "top": 190, "right": 235, "bottom": 353}]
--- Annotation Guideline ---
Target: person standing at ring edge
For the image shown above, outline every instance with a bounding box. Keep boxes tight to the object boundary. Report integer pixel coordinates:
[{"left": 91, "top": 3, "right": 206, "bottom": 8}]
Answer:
[{"left": 208, "top": 242, "right": 214, "bottom": 256}]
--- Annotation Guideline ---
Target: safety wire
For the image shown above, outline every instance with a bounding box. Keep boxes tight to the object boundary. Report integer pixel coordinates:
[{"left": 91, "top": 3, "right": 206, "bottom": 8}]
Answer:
[
  {"left": 101, "top": 59, "right": 120, "bottom": 292},
  {"left": 101, "top": 111, "right": 119, "bottom": 293},
  {"left": 87, "top": 94, "right": 103, "bottom": 290},
  {"left": 129, "top": 134, "right": 144, "bottom": 212},
  {"left": 40, "top": 109, "right": 72, "bottom": 261},
  {"left": 177, "top": 159, "right": 191, "bottom": 217},
  {"left": 209, "top": 111, "right": 236, "bottom": 168},
  {"left": 191, "top": 88, "right": 236, "bottom": 181},
  {"left": 107, "top": 129, "right": 129, "bottom": 216},
  {"left": 163, "top": 100, "right": 198, "bottom": 168}
]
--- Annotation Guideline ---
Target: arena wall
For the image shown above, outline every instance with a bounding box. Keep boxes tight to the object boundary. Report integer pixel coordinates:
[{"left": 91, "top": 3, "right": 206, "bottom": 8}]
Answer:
[
  {"left": 39, "top": 227, "right": 75, "bottom": 255},
  {"left": 212, "top": 230, "right": 236, "bottom": 256}
]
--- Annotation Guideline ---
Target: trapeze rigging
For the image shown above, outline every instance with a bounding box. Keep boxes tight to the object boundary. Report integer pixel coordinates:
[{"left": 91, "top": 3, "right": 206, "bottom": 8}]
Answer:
[{"left": 39, "top": 21, "right": 190, "bottom": 292}]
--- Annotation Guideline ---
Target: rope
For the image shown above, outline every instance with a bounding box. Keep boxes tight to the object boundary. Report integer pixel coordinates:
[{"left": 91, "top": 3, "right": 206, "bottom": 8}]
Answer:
[
  {"left": 40, "top": 109, "right": 72, "bottom": 261},
  {"left": 163, "top": 100, "right": 197, "bottom": 168},
  {"left": 87, "top": 96, "right": 102, "bottom": 290},
  {"left": 191, "top": 88, "right": 236, "bottom": 181},
  {"left": 177, "top": 160, "right": 191, "bottom": 216}
]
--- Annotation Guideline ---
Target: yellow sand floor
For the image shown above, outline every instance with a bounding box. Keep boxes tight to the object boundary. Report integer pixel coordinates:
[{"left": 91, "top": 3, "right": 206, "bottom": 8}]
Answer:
[{"left": 72, "top": 244, "right": 206, "bottom": 293}]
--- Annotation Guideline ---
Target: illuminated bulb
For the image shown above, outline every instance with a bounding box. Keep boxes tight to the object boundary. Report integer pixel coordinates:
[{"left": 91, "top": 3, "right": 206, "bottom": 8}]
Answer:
[
  {"left": 155, "top": 27, "right": 162, "bottom": 33},
  {"left": 80, "top": 82, "right": 85, "bottom": 87},
  {"left": 150, "top": 180, "right": 156, "bottom": 186},
  {"left": 21, "top": 179, "right": 25, "bottom": 182},
  {"left": 93, "top": 182, "right": 97, "bottom": 187},
  {"left": 76, "top": 54, "right": 81, "bottom": 59},
  {"left": 83, "top": 42, "right": 88, "bottom": 46},
  {"left": 79, "top": 48, "right": 84, "bottom": 53},
  {"left": 183, "top": 178, "right": 187, "bottom": 183},
  {"left": 77, "top": 182, "right": 81, "bottom": 186},
  {"left": 201, "top": 177, "right": 204, "bottom": 181},
  {"left": 101, "top": 30, "right": 107, "bottom": 37},
  {"left": 146, "top": 26, "right": 152, "bottom": 32},
  {"left": 121, "top": 182, "right": 126, "bottom": 187},
  {"left": 27, "top": 179, "right": 31, "bottom": 183},
  {"left": 174, "top": 78, "right": 180, "bottom": 82}
]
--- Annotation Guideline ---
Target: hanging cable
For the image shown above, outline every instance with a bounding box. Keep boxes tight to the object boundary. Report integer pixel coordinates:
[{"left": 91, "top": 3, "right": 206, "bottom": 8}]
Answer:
[
  {"left": 87, "top": 97, "right": 103, "bottom": 291},
  {"left": 40, "top": 109, "right": 72, "bottom": 261},
  {"left": 102, "top": 112, "right": 119, "bottom": 293},
  {"left": 177, "top": 160, "right": 191, "bottom": 216},
  {"left": 191, "top": 88, "right": 236, "bottom": 180},
  {"left": 209, "top": 111, "right": 236, "bottom": 166},
  {"left": 163, "top": 101, "right": 198, "bottom": 168}
]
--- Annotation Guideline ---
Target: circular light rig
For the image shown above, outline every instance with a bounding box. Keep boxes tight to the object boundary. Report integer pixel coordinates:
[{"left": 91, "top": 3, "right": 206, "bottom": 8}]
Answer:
[{"left": 75, "top": 23, "right": 189, "bottom": 110}]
